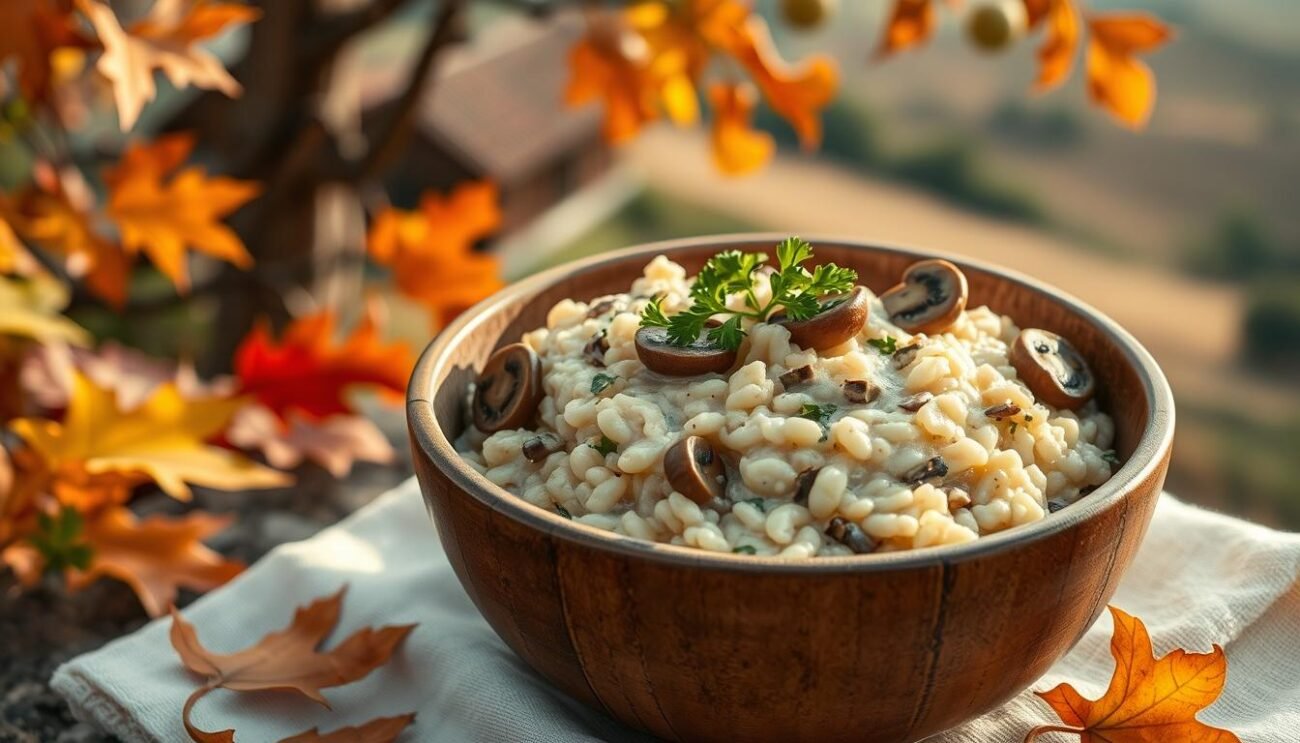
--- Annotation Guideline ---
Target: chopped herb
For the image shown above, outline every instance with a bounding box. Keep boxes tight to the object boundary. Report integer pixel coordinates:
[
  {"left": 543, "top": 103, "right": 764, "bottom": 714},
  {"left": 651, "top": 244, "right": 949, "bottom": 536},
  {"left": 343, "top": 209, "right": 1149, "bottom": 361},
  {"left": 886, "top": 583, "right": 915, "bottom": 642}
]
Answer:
[
  {"left": 1102, "top": 449, "right": 1121, "bottom": 466},
  {"left": 589, "top": 435, "right": 618, "bottom": 456},
  {"left": 591, "top": 373, "right": 617, "bottom": 394},
  {"left": 740, "top": 497, "right": 766, "bottom": 513},
  {"left": 1024, "top": 414, "right": 1034, "bottom": 422},
  {"left": 798, "top": 403, "right": 837, "bottom": 430},
  {"left": 637, "top": 237, "right": 857, "bottom": 351},
  {"left": 1009, "top": 422, "right": 1019, "bottom": 435},
  {"left": 732, "top": 545, "right": 757, "bottom": 555},
  {"left": 555, "top": 505, "right": 573, "bottom": 519},
  {"left": 867, "top": 336, "right": 898, "bottom": 354},
  {"left": 29, "top": 507, "right": 92, "bottom": 573}
]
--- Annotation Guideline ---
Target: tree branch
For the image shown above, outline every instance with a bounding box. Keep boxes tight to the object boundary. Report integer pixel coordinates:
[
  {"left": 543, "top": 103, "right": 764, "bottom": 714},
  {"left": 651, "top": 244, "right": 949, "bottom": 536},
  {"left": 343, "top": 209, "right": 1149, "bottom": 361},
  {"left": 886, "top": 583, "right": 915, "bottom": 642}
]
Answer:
[{"left": 349, "top": 0, "right": 468, "bottom": 181}]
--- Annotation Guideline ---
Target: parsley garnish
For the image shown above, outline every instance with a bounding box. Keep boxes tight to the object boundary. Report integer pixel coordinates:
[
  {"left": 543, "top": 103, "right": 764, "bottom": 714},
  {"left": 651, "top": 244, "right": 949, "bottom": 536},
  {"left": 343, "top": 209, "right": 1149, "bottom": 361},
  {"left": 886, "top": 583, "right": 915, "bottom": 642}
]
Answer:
[
  {"left": 732, "top": 545, "right": 757, "bottom": 555},
  {"left": 590, "top": 435, "right": 618, "bottom": 456},
  {"left": 591, "top": 373, "right": 617, "bottom": 394},
  {"left": 1009, "top": 422, "right": 1019, "bottom": 435},
  {"left": 1102, "top": 449, "right": 1121, "bottom": 466},
  {"left": 29, "top": 507, "right": 92, "bottom": 573},
  {"left": 638, "top": 237, "right": 857, "bottom": 351},
  {"left": 867, "top": 336, "right": 898, "bottom": 354},
  {"left": 798, "top": 403, "right": 838, "bottom": 431}
]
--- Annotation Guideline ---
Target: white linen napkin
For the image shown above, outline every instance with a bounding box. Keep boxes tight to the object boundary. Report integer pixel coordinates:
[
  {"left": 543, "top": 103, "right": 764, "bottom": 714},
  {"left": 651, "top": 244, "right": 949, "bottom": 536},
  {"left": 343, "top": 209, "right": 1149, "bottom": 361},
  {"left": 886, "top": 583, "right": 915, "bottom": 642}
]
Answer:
[{"left": 52, "top": 479, "right": 1300, "bottom": 742}]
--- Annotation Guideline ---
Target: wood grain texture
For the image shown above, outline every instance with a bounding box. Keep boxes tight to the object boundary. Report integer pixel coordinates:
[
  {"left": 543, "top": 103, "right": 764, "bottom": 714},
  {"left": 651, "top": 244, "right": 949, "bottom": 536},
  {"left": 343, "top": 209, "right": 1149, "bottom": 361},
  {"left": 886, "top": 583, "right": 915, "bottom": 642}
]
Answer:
[{"left": 407, "top": 235, "right": 1175, "bottom": 743}]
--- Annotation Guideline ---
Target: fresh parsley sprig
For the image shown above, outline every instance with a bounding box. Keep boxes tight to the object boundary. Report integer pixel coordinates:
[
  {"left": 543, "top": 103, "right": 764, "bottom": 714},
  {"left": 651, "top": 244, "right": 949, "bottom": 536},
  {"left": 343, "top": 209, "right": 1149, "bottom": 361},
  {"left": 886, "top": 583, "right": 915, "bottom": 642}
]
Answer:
[{"left": 639, "top": 237, "right": 857, "bottom": 351}]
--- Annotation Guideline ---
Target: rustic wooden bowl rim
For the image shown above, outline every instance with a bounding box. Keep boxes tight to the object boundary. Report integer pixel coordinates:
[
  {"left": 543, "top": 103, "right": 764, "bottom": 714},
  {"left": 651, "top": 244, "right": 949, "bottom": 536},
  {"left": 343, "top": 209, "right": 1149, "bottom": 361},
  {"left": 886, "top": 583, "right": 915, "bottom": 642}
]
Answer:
[{"left": 408, "top": 233, "right": 1175, "bottom": 574}]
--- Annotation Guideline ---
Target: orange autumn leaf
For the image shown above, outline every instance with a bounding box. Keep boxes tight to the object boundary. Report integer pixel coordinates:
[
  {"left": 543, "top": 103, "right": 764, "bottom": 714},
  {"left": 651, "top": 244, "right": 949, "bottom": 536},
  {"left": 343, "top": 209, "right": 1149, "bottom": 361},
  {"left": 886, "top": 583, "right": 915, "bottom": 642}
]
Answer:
[
  {"left": 9, "top": 172, "right": 132, "bottom": 307},
  {"left": 105, "top": 133, "right": 260, "bottom": 293},
  {"left": 279, "top": 713, "right": 417, "bottom": 743},
  {"left": 1086, "top": 14, "right": 1173, "bottom": 129},
  {"left": 170, "top": 587, "right": 416, "bottom": 743},
  {"left": 708, "top": 82, "right": 774, "bottom": 176},
  {"left": 566, "top": 14, "right": 662, "bottom": 144},
  {"left": 1034, "top": 0, "right": 1079, "bottom": 92},
  {"left": 1025, "top": 607, "right": 1239, "bottom": 743},
  {"left": 235, "top": 302, "right": 414, "bottom": 422},
  {"left": 709, "top": 13, "right": 837, "bottom": 149},
  {"left": 0, "top": 0, "right": 87, "bottom": 102},
  {"left": 366, "top": 182, "right": 503, "bottom": 327},
  {"left": 10, "top": 372, "right": 289, "bottom": 502},
  {"left": 67, "top": 505, "right": 243, "bottom": 618},
  {"left": 874, "top": 0, "right": 935, "bottom": 59},
  {"left": 1021, "top": 0, "right": 1051, "bottom": 27},
  {"left": 77, "top": 0, "right": 260, "bottom": 130}
]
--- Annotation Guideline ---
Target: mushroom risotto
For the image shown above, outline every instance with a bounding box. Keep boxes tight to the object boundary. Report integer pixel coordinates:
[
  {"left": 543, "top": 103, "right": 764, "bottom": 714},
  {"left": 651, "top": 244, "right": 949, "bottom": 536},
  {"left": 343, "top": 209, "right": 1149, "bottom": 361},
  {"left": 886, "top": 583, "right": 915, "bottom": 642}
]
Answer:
[{"left": 456, "top": 238, "right": 1116, "bottom": 557}]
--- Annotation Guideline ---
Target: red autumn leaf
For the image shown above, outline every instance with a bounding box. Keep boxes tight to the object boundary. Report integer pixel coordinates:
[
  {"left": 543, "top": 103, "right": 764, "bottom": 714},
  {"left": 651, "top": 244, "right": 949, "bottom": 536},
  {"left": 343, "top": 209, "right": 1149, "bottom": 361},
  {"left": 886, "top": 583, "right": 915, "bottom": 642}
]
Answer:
[{"left": 234, "top": 302, "right": 414, "bottom": 422}]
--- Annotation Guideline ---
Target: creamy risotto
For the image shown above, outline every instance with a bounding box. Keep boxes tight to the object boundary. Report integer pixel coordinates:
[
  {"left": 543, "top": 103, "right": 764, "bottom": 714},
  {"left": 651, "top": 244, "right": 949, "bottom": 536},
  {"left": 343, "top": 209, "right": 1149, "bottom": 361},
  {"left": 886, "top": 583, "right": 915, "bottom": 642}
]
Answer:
[{"left": 456, "top": 244, "right": 1115, "bottom": 557}]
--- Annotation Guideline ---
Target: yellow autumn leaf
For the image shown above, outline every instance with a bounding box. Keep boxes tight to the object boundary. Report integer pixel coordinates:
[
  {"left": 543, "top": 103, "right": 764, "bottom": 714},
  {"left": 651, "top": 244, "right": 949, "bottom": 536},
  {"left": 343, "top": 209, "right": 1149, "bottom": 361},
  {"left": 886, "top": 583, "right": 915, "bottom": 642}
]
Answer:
[
  {"left": 77, "top": 0, "right": 260, "bottom": 130},
  {"left": 11, "top": 372, "right": 289, "bottom": 502},
  {"left": 0, "top": 274, "right": 90, "bottom": 347},
  {"left": 105, "top": 133, "right": 260, "bottom": 293}
]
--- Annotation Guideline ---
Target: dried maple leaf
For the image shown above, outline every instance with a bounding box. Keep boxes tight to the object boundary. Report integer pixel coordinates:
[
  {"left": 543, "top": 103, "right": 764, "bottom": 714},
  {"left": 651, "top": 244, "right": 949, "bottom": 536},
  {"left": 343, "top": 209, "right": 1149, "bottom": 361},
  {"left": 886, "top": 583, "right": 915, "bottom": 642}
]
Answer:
[
  {"left": 77, "top": 0, "right": 260, "bottom": 130},
  {"left": 226, "top": 405, "right": 395, "bottom": 478},
  {"left": 104, "top": 133, "right": 260, "bottom": 293},
  {"left": 9, "top": 371, "right": 290, "bottom": 502},
  {"left": 279, "top": 714, "right": 416, "bottom": 743},
  {"left": 1034, "top": 0, "right": 1080, "bottom": 92},
  {"left": 170, "top": 587, "right": 416, "bottom": 743},
  {"left": 708, "top": 82, "right": 774, "bottom": 176},
  {"left": 874, "top": 0, "right": 935, "bottom": 59},
  {"left": 0, "top": 274, "right": 90, "bottom": 348},
  {"left": 1085, "top": 14, "right": 1173, "bottom": 129},
  {"left": 235, "top": 302, "right": 414, "bottom": 422},
  {"left": 366, "top": 183, "right": 503, "bottom": 327},
  {"left": 67, "top": 505, "right": 243, "bottom": 617},
  {"left": 1024, "top": 606, "right": 1240, "bottom": 743}
]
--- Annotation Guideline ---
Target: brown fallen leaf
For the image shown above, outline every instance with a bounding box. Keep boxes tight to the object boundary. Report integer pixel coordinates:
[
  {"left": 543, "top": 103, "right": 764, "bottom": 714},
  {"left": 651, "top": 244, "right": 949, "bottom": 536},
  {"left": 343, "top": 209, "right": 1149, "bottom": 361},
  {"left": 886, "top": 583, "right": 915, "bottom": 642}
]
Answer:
[
  {"left": 67, "top": 505, "right": 243, "bottom": 617},
  {"left": 1024, "top": 606, "right": 1239, "bottom": 743},
  {"left": 279, "top": 713, "right": 416, "bottom": 743},
  {"left": 170, "top": 587, "right": 416, "bottom": 743}
]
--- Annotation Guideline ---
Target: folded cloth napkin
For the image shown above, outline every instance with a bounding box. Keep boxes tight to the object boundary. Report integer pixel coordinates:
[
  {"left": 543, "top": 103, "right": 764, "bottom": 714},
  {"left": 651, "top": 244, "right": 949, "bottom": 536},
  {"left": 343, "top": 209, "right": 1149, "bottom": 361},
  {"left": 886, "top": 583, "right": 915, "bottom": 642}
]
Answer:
[{"left": 54, "top": 479, "right": 1300, "bottom": 743}]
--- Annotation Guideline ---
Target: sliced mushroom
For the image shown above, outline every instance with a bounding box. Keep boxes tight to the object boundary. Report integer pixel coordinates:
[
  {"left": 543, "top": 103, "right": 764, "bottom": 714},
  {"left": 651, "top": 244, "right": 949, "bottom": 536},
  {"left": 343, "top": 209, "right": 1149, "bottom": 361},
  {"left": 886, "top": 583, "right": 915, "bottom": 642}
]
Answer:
[
  {"left": 779, "top": 364, "right": 815, "bottom": 388},
  {"left": 826, "top": 516, "right": 876, "bottom": 554},
  {"left": 880, "top": 259, "right": 969, "bottom": 334},
  {"left": 635, "top": 324, "right": 736, "bottom": 376},
  {"left": 842, "top": 379, "right": 878, "bottom": 404},
  {"left": 664, "top": 436, "right": 727, "bottom": 506},
  {"left": 472, "top": 343, "right": 544, "bottom": 433},
  {"left": 793, "top": 468, "right": 820, "bottom": 505},
  {"left": 586, "top": 299, "right": 616, "bottom": 319},
  {"left": 898, "top": 391, "right": 933, "bottom": 413},
  {"left": 584, "top": 331, "right": 609, "bottom": 367},
  {"left": 1010, "top": 329, "right": 1095, "bottom": 410},
  {"left": 984, "top": 402, "right": 1021, "bottom": 421},
  {"left": 892, "top": 342, "right": 923, "bottom": 370},
  {"left": 771, "top": 286, "right": 869, "bottom": 351},
  {"left": 903, "top": 455, "right": 948, "bottom": 485},
  {"left": 522, "top": 433, "right": 562, "bottom": 463}
]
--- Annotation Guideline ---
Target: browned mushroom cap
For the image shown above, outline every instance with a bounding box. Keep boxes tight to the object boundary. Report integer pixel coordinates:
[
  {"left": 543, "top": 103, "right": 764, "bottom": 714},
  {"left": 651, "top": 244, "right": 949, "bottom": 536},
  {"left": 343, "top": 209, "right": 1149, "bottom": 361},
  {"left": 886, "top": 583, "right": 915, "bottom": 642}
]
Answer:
[
  {"left": 826, "top": 516, "right": 876, "bottom": 554},
  {"left": 472, "top": 343, "right": 544, "bottom": 433},
  {"left": 663, "top": 436, "right": 727, "bottom": 505},
  {"left": 772, "top": 286, "right": 870, "bottom": 351},
  {"left": 635, "top": 324, "right": 737, "bottom": 376},
  {"left": 1010, "top": 328, "right": 1096, "bottom": 410},
  {"left": 880, "top": 259, "right": 969, "bottom": 334}
]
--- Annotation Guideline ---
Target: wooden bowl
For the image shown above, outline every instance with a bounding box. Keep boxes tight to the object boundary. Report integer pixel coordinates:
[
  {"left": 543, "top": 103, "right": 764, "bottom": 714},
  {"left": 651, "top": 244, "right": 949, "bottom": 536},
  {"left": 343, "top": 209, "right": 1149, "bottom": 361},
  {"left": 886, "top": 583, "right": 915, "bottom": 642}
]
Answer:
[{"left": 407, "top": 235, "right": 1174, "bottom": 743}]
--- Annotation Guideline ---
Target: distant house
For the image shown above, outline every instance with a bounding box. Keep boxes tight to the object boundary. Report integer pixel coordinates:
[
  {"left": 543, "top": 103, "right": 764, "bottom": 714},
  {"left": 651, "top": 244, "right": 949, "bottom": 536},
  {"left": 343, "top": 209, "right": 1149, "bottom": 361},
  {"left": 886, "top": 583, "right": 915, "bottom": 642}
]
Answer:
[{"left": 363, "top": 16, "right": 612, "bottom": 237}]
